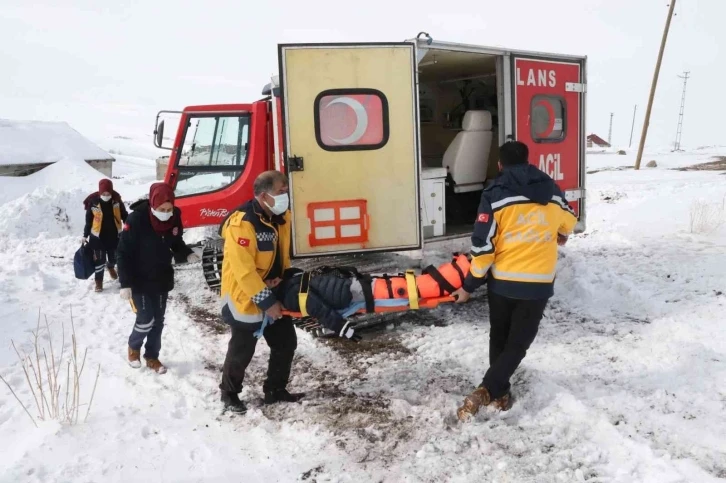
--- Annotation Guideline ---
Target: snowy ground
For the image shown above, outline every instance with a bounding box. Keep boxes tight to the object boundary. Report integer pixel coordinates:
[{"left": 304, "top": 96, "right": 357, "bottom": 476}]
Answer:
[{"left": 0, "top": 145, "right": 725, "bottom": 482}]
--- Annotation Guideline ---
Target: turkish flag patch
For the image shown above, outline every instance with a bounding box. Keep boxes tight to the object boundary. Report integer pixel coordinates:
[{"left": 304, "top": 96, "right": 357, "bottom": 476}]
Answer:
[
  {"left": 477, "top": 213, "right": 490, "bottom": 223},
  {"left": 122, "top": 223, "right": 130, "bottom": 231},
  {"left": 237, "top": 238, "right": 250, "bottom": 247}
]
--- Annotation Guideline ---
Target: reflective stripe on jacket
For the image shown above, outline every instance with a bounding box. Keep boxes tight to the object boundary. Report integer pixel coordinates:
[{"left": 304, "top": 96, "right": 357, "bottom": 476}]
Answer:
[
  {"left": 463, "top": 163, "right": 578, "bottom": 300},
  {"left": 219, "top": 200, "right": 291, "bottom": 327}
]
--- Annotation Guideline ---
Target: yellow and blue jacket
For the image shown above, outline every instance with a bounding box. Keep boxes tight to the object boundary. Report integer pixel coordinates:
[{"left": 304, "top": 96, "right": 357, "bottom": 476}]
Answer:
[
  {"left": 462, "top": 163, "right": 578, "bottom": 300},
  {"left": 219, "top": 200, "right": 291, "bottom": 329},
  {"left": 83, "top": 192, "right": 127, "bottom": 240}
]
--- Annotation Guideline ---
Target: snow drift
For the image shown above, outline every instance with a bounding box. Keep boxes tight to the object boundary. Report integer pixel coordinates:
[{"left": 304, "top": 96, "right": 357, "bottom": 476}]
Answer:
[{"left": 0, "top": 158, "right": 111, "bottom": 239}]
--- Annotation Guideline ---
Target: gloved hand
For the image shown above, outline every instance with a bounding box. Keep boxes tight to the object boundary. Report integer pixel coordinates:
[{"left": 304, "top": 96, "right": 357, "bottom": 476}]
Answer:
[
  {"left": 120, "top": 288, "right": 132, "bottom": 300},
  {"left": 186, "top": 253, "right": 201, "bottom": 263},
  {"left": 81, "top": 237, "right": 88, "bottom": 245}
]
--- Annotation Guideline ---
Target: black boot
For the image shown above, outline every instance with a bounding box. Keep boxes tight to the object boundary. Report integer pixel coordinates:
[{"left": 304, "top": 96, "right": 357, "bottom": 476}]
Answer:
[
  {"left": 221, "top": 391, "right": 247, "bottom": 414},
  {"left": 263, "top": 389, "right": 305, "bottom": 405}
]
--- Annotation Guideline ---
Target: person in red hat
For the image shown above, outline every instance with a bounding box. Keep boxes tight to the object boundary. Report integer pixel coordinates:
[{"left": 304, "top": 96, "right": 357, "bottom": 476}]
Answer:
[
  {"left": 116, "top": 182, "right": 200, "bottom": 374},
  {"left": 82, "top": 179, "right": 128, "bottom": 292}
]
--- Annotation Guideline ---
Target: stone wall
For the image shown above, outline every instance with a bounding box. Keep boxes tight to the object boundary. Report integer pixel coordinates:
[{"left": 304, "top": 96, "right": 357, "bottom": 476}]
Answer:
[{"left": 86, "top": 159, "right": 113, "bottom": 178}]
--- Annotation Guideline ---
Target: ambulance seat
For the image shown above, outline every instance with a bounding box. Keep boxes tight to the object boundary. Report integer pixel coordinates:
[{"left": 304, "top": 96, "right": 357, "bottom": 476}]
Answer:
[{"left": 442, "top": 110, "right": 492, "bottom": 193}]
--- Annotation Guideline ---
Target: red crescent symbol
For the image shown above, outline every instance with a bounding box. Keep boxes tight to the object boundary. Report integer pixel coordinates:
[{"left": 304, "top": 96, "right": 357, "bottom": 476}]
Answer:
[
  {"left": 534, "top": 100, "right": 556, "bottom": 138},
  {"left": 324, "top": 96, "right": 369, "bottom": 145}
]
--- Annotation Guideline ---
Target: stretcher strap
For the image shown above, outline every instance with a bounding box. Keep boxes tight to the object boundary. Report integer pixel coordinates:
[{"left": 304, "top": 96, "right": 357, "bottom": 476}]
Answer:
[
  {"left": 382, "top": 275, "right": 394, "bottom": 298},
  {"left": 405, "top": 270, "right": 419, "bottom": 310},
  {"left": 298, "top": 271, "right": 311, "bottom": 317},
  {"left": 422, "top": 265, "right": 457, "bottom": 296},
  {"left": 359, "top": 274, "right": 375, "bottom": 313},
  {"left": 451, "top": 257, "right": 466, "bottom": 285}
]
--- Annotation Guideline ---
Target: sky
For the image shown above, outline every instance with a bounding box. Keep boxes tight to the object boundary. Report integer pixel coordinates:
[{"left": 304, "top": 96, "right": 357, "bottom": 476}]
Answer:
[{"left": 0, "top": 0, "right": 722, "bottom": 150}]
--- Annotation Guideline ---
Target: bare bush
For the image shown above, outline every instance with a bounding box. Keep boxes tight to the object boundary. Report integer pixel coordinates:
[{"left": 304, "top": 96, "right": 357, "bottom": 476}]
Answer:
[
  {"left": 689, "top": 197, "right": 726, "bottom": 234},
  {"left": 0, "top": 309, "right": 101, "bottom": 427}
]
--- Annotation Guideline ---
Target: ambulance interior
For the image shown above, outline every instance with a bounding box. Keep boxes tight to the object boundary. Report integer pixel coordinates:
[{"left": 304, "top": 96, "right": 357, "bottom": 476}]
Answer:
[{"left": 415, "top": 49, "right": 502, "bottom": 239}]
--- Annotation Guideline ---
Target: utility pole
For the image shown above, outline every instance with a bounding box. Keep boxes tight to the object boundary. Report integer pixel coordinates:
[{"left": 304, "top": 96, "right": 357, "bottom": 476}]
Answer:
[
  {"left": 629, "top": 105, "right": 637, "bottom": 148},
  {"left": 608, "top": 113, "right": 614, "bottom": 146},
  {"left": 634, "top": 0, "right": 678, "bottom": 170},
  {"left": 673, "top": 71, "right": 690, "bottom": 151}
]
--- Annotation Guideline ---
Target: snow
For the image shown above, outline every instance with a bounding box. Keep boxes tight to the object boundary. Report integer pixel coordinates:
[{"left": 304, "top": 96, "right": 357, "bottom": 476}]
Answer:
[
  {"left": 0, "top": 120, "right": 113, "bottom": 166},
  {"left": 1, "top": 147, "right": 725, "bottom": 482},
  {"left": 0, "top": 156, "right": 151, "bottom": 240}
]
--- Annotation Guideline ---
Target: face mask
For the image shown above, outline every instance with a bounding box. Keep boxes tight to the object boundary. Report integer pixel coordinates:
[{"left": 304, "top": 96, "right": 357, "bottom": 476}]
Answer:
[
  {"left": 264, "top": 193, "right": 289, "bottom": 215},
  {"left": 100, "top": 195, "right": 112, "bottom": 202},
  {"left": 151, "top": 207, "right": 173, "bottom": 222}
]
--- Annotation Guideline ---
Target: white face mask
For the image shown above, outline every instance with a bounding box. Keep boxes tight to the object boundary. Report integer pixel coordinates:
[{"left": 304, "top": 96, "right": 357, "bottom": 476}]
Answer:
[
  {"left": 100, "top": 194, "right": 112, "bottom": 202},
  {"left": 264, "top": 193, "right": 289, "bottom": 215},
  {"left": 151, "top": 207, "right": 173, "bottom": 222}
]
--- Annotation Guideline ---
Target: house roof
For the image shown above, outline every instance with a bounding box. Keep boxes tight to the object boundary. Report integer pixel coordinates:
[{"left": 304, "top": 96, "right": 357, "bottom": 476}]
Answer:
[
  {"left": 587, "top": 134, "right": 611, "bottom": 147},
  {"left": 0, "top": 119, "right": 114, "bottom": 166}
]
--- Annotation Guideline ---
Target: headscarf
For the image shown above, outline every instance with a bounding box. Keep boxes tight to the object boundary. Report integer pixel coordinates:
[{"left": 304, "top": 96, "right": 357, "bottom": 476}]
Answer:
[
  {"left": 148, "top": 182, "right": 176, "bottom": 234},
  {"left": 82, "top": 179, "right": 119, "bottom": 209},
  {"left": 99, "top": 179, "right": 113, "bottom": 195}
]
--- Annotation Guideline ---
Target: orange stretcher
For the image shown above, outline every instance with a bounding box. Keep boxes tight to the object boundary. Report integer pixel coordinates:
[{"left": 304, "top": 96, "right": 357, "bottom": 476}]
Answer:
[{"left": 282, "top": 254, "right": 471, "bottom": 321}]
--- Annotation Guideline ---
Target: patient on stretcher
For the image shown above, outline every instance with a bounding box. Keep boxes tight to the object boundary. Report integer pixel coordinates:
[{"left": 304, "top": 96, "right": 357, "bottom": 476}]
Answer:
[{"left": 273, "top": 255, "right": 471, "bottom": 338}]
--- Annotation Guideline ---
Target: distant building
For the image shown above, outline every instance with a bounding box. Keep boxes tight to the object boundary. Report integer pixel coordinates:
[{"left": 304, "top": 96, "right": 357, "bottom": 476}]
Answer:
[
  {"left": 156, "top": 156, "right": 170, "bottom": 181},
  {"left": 0, "top": 119, "right": 114, "bottom": 177},
  {"left": 587, "top": 134, "right": 611, "bottom": 148}
]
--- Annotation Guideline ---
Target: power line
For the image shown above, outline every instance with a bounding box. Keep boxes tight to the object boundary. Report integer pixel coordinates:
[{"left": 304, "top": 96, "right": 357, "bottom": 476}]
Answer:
[
  {"left": 608, "top": 113, "right": 614, "bottom": 146},
  {"left": 673, "top": 71, "right": 690, "bottom": 151}
]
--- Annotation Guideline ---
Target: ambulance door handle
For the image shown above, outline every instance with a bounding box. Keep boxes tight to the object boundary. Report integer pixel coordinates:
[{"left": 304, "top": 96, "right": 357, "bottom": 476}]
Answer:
[{"left": 288, "top": 155, "right": 304, "bottom": 172}]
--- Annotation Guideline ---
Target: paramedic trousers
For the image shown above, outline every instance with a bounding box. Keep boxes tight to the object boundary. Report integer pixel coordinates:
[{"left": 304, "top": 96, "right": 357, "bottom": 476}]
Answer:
[
  {"left": 481, "top": 292, "right": 548, "bottom": 399},
  {"left": 93, "top": 248, "right": 116, "bottom": 282},
  {"left": 128, "top": 292, "right": 168, "bottom": 360},
  {"left": 219, "top": 317, "right": 297, "bottom": 395}
]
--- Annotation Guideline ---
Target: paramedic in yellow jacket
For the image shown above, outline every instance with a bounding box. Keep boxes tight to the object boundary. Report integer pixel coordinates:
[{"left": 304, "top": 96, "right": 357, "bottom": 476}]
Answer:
[
  {"left": 453, "top": 141, "right": 577, "bottom": 420},
  {"left": 217, "top": 170, "right": 304, "bottom": 414},
  {"left": 82, "top": 179, "right": 128, "bottom": 292}
]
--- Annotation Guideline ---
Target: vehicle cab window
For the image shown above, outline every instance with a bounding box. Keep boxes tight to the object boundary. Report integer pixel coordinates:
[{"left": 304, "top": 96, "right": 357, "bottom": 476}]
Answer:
[{"left": 174, "top": 114, "right": 250, "bottom": 197}]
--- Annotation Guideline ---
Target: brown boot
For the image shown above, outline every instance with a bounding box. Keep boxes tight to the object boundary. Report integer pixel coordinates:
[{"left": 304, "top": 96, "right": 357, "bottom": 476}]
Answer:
[
  {"left": 95, "top": 280, "right": 103, "bottom": 293},
  {"left": 128, "top": 347, "right": 141, "bottom": 368},
  {"left": 457, "top": 386, "right": 491, "bottom": 422},
  {"left": 146, "top": 358, "right": 167, "bottom": 374},
  {"left": 107, "top": 267, "right": 118, "bottom": 280},
  {"left": 491, "top": 392, "right": 513, "bottom": 411}
]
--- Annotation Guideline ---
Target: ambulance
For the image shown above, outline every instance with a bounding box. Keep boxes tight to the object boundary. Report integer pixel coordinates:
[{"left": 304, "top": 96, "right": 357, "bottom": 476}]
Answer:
[{"left": 153, "top": 33, "right": 587, "bottom": 288}]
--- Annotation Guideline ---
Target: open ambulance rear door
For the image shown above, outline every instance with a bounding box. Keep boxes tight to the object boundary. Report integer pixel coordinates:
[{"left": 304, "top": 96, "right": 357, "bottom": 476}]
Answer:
[
  {"left": 511, "top": 55, "right": 586, "bottom": 229},
  {"left": 278, "top": 43, "right": 422, "bottom": 257}
]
